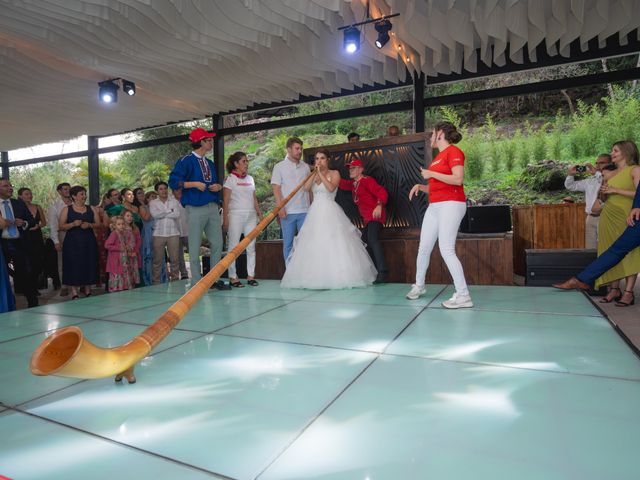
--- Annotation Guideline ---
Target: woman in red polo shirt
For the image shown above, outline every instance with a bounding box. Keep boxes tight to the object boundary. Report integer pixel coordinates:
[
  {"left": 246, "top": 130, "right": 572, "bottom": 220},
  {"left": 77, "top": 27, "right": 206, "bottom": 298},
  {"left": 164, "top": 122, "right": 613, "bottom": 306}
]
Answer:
[{"left": 406, "top": 122, "right": 473, "bottom": 308}]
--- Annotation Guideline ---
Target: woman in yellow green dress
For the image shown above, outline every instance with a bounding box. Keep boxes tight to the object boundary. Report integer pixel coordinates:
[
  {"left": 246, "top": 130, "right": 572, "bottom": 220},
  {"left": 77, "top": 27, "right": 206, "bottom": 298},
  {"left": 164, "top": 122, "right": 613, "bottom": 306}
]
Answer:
[{"left": 596, "top": 140, "right": 640, "bottom": 306}]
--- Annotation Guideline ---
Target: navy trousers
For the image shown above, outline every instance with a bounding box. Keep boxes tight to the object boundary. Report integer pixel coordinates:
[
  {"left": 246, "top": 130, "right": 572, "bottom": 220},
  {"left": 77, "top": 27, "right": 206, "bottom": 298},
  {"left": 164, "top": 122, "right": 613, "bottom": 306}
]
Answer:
[{"left": 577, "top": 222, "right": 640, "bottom": 285}]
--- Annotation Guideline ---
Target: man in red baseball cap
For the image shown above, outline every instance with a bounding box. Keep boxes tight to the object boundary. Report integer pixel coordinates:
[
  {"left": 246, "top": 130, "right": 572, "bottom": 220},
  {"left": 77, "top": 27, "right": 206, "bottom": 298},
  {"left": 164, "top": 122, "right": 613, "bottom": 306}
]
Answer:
[
  {"left": 339, "top": 158, "right": 389, "bottom": 283},
  {"left": 169, "top": 127, "right": 230, "bottom": 290}
]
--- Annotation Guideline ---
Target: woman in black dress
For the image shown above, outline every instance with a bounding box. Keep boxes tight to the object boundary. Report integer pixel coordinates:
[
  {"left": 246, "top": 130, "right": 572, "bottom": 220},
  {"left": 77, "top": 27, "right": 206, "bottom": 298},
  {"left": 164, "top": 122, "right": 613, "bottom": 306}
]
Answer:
[
  {"left": 58, "top": 186, "right": 99, "bottom": 299},
  {"left": 18, "top": 187, "right": 46, "bottom": 291}
]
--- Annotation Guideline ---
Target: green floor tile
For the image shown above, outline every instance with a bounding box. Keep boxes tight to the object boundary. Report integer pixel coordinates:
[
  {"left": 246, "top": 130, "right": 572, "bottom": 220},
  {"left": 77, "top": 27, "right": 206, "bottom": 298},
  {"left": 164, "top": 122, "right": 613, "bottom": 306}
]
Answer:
[
  {"left": 433, "top": 285, "right": 601, "bottom": 316},
  {"left": 0, "top": 311, "right": 92, "bottom": 342},
  {"left": 306, "top": 283, "right": 447, "bottom": 306},
  {"left": 23, "top": 335, "right": 375, "bottom": 480},
  {"left": 387, "top": 308, "right": 640, "bottom": 378},
  {"left": 0, "top": 410, "right": 222, "bottom": 480},
  {"left": 260, "top": 355, "right": 640, "bottom": 480},
  {"left": 218, "top": 300, "right": 423, "bottom": 351},
  {"left": 101, "top": 296, "right": 290, "bottom": 333},
  {"left": 2, "top": 282, "right": 638, "bottom": 479}
]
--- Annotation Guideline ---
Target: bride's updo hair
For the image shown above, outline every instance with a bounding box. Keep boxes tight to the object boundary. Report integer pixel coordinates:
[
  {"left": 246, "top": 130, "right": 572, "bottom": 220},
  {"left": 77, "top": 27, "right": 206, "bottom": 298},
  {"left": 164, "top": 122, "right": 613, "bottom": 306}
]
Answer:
[
  {"left": 314, "top": 148, "right": 331, "bottom": 167},
  {"left": 435, "top": 121, "right": 462, "bottom": 144},
  {"left": 226, "top": 151, "right": 247, "bottom": 174}
]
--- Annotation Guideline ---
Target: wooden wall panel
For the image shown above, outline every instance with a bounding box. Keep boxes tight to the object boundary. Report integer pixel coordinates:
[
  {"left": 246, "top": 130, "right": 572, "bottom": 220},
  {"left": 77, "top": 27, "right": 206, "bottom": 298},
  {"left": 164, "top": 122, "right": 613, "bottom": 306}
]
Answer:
[
  {"left": 254, "top": 235, "right": 513, "bottom": 285},
  {"left": 512, "top": 203, "right": 585, "bottom": 275}
]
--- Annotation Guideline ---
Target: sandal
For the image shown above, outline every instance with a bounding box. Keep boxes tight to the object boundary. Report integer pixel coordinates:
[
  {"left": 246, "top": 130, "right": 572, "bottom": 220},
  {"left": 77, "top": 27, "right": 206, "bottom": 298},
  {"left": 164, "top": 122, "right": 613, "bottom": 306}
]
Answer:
[
  {"left": 615, "top": 290, "right": 635, "bottom": 307},
  {"left": 599, "top": 287, "right": 621, "bottom": 303},
  {"left": 230, "top": 280, "right": 244, "bottom": 288},
  {"left": 247, "top": 279, "right": 259, "bottom": 286}
]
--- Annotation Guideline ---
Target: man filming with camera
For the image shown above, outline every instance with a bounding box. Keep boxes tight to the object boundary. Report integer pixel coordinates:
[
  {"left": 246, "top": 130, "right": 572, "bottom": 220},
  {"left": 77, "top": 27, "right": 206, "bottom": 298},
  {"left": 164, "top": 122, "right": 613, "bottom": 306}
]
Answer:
[{"left": 564, "top": 153, "right": 613, "bottom": 248}]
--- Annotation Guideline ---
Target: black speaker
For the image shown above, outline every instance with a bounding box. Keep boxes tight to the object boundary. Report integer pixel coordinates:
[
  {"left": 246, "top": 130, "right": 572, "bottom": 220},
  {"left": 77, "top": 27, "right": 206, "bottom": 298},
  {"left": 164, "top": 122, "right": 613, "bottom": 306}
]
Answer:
[
  {"left": 525, "top": 248, "right": 606, "bottom": 295},
  {"left": 459, "top": 205, "right": 512, "bottom": 233}
]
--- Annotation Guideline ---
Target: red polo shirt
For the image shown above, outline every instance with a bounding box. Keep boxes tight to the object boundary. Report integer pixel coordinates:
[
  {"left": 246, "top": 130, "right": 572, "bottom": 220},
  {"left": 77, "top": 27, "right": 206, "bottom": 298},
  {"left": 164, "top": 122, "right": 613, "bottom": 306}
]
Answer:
[
  {"left": 428, "top": 145, "right": 466, "bottom": 203},
  {"left": 339, "top": 176, "right": 388, "bottom": 224}
]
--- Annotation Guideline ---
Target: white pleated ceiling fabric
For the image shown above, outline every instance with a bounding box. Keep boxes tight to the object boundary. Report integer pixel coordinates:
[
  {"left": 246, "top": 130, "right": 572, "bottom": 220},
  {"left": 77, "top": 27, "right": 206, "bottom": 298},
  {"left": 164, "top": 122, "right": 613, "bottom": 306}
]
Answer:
[{"left": 1, "top": 0, "right": 639, "bottom": 150}]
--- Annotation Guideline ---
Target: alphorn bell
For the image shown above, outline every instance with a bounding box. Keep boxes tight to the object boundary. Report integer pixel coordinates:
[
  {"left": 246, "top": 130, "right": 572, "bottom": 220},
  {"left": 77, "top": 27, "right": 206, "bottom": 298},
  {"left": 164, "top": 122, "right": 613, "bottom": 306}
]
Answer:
[{"left": 30, "top": 170, "right": 315, "bottom": 383}]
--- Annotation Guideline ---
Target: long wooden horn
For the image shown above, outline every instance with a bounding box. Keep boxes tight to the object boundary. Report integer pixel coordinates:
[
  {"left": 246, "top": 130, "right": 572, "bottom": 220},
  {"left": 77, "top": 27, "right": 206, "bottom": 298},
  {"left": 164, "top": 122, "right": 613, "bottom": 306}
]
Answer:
[{"left": 30, "top": 171, "right": 315, "bottom": 383}]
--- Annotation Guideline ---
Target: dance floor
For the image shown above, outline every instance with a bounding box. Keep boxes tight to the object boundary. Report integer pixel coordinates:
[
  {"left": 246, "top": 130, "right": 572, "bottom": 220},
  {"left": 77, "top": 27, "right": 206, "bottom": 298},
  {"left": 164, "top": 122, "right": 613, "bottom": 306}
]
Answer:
[{"left": 1, "top": 280, "right": 639, "bottom": 479}]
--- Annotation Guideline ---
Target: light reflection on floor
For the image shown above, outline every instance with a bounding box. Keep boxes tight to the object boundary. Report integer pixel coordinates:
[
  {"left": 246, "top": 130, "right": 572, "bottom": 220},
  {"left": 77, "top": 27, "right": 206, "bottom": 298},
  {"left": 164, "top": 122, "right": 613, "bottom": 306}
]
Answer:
[{"left": 1, "top": 280, "right": 639, "bottom": 480}]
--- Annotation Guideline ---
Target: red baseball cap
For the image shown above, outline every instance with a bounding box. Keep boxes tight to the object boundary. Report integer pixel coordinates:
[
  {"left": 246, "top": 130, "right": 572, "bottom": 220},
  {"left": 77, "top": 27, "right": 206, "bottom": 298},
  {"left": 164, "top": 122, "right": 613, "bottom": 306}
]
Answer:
[
  {"left": 189, "top": 128, "right": 216, "bottom": 143},
  {"left": 346, "top": 159, "right": 364, "bottom": 168}
]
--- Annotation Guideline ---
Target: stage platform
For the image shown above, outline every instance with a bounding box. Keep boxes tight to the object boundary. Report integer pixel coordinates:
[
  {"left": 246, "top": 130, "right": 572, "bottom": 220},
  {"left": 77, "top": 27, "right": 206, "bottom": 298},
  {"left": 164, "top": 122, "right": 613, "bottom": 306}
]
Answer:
[{"left": 1, "top": 280, "right": 639, "bottom": 480}]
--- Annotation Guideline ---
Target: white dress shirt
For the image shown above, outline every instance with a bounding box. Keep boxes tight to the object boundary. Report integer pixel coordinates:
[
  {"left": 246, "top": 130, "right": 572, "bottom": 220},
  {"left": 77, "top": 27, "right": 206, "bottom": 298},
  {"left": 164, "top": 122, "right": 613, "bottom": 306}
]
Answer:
[
  {"left": 47, "top": 197, "right": 69, "bottom": 244},
  {"left": 565, "top": 171, "right": 603, "bottom": 214},
  {"left": 271, "top": 156, "right": 311, "bottom": 214},
  {"left": 149, "top": 197, "right": 181, "bottom": 237}
]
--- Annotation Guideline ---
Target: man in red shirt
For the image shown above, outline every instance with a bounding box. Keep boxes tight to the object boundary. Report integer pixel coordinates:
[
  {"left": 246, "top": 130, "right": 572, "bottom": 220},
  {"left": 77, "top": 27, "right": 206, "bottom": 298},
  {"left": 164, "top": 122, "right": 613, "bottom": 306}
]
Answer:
[{"left": 339, "top": 159, "right": 389, "bottom": 283}]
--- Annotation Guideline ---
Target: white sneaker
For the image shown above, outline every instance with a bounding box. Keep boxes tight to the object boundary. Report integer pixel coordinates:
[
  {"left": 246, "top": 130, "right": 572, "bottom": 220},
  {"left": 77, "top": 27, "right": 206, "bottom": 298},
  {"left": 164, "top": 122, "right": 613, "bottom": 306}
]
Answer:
[
  {"left": 442, "top": 292, "right": 473, "bottom": 309},
  {"left": 406, "top": 284, "right": 426, "bottom": 300}
]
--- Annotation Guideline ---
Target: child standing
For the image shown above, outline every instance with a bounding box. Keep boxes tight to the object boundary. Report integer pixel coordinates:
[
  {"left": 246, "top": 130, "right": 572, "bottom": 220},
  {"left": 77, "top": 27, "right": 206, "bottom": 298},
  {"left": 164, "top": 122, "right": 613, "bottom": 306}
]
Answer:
[
  {"left": 123, "top": 210, "right": 142, "bottom": 287},
  {"left": 105, "top": 216, "right": 139, "bottom": 292}
]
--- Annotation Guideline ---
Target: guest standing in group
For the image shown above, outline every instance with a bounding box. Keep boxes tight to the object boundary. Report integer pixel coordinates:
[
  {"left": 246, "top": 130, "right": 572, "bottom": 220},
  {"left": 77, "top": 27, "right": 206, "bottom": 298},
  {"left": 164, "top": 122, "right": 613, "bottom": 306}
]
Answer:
[
  {"left": 47, "top": 182, "right": 71, "bottom": 293},
  {"left": 1, "top": 178, "right": 37, "bottom": 307},
  {"left": 104, "top": 188, "right": 122, "bottom": 217},
  {"left": 148, "top": 181, "right": 181, "bottom": 283},
  {"left": 590, "top": 140, "right": 640, "bottom": 306},
  {"left": 17, "top": 187, "right": 46, "bottom": 291},
  {"left": 117, "top": 188, "right": 143, "bottom": 230},
  {"left": 0, "top": 215, "right": 17, "bottom": 312},
  {"left": 122, "top": 210, "right": 142, "bottom": 287},
  {"left": 406, "top": 121, "right": 473, "bottom": 309},
  {"left": 134, "top": 187, "right": 154, "bottom": 285},
  {"left": 271, "top": 137, "right": 311, "bottom": 264},
  {"left": 222, "top": 152, "right": 262, "bottom": 287},
  {"left": 171, "top": 187, "right": 190, "bottom": 280},
  {"left": 58, "top": 186, "right": 99, "bottom": 299},
  {"left": 105, "top": 216, "right": 137, "bottom": 292},
  {"left": 94, "top": 194, "right": 112, "bottom": 288},
  {"left": 564, "top": 154, "right": 612, "bottom": 248},
  {"left": 168, "top": 127, "right": 228, "bottom": 289}
]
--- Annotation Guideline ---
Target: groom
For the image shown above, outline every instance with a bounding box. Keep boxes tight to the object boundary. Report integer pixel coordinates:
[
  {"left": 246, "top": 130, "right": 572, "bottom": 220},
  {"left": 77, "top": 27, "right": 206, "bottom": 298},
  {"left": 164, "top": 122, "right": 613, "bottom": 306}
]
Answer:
[
  {"left": 271, "top": 137, "right": 311, "bottom": 264},
  {"left": 339, "top": 159, "right": 389, "bottom": 283}
]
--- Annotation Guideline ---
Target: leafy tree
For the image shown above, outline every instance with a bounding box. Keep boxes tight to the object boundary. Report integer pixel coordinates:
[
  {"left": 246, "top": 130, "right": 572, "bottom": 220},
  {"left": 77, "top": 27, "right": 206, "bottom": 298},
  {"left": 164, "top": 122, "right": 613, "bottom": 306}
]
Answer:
[{"left": 140, "top": 161, "right": 171, "bottom": 188}]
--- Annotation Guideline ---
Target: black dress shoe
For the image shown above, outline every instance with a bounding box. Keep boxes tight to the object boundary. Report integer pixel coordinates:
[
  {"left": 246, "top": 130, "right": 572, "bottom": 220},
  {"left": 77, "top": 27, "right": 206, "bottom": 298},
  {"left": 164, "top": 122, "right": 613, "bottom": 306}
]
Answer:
[
  {"left": 210, "top": 280, "right": 232, "bottom": 291},
  {"left": 373, "top": 274, "right": 388, "bottom": 284}
]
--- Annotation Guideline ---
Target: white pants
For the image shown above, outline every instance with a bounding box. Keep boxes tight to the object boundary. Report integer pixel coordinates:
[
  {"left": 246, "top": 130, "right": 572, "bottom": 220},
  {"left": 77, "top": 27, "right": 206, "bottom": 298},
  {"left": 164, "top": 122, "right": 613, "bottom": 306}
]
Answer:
[
  {"left": 227, "top": 210, "right": 257, "bottom": 278},
  {"left": 415, "top": 200, "right": 469, "bottom": 296},
  {"left": 585, "top": 214, "right": 599, "bottom": 249}
]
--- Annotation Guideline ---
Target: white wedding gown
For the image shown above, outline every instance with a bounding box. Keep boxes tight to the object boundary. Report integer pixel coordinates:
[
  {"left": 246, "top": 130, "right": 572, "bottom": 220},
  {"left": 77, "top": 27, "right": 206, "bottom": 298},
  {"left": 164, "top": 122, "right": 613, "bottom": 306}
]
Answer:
[{"left": 281, "top": 180, "right": 378, "bottom": 289}]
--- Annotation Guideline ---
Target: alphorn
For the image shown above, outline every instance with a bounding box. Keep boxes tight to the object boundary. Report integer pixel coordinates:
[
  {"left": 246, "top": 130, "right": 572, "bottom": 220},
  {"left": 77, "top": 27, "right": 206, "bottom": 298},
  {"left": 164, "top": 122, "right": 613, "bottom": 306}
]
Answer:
[{"left": 30, "top": 170, "right": 315, "bottom": 383}]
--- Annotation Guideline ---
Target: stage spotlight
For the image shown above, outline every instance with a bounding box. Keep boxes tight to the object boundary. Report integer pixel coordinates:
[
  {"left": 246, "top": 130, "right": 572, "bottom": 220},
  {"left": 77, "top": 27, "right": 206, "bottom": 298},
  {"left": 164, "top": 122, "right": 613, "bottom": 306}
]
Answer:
[
  {"left": 122, "top": 79, "right": 136, "bottom": 96},
  {"left": 98, "top": 80, "right": 118, "bottom": 104},
  {"left": 343, "top": 26, "right": 360, "bottom": 54},
  {"left": 375, "top": 19, "right": 392, "bottom": 49}
]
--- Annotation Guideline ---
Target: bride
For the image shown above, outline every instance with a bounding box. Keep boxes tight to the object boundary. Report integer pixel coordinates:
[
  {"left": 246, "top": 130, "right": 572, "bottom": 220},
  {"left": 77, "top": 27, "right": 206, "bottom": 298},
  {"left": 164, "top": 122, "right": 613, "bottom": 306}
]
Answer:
[{"left": 281, "top": 149, "right": 378, "bottom": 289}]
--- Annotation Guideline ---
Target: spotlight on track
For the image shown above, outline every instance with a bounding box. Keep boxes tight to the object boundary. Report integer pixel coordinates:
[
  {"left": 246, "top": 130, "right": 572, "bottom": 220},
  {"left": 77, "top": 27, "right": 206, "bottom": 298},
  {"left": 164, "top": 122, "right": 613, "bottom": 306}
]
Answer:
[
  {"left": 122, "top": 79, "right": 136, "bottom": 96},
  {"left": 343, "top": 26, "right": 361, "bottom": 54},
  {"left": 98, "top": 80, "right": 118, "bottom": 104},
  {"left": 374, "top": 19, "right": 392, "bottom": 49}
]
